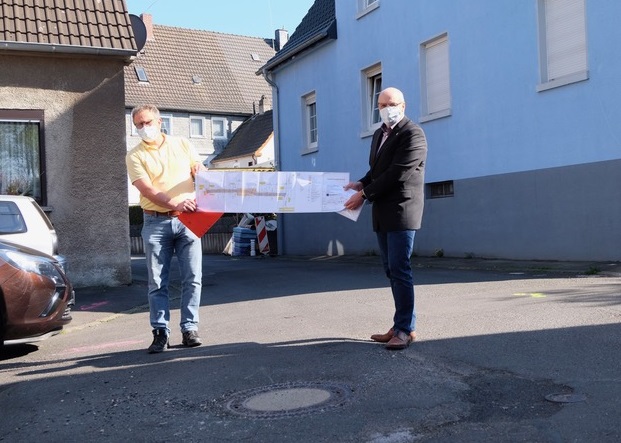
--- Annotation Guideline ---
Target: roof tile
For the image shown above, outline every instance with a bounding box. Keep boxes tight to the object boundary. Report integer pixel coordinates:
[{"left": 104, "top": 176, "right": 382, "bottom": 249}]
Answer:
[
  {"left": 212, "top": 110, "right": 274, "bottom": 162},
  {"left": 263, "top": 0, "right": 336, "bottom": 72},
  {"left": 125, "top": 21, "right": 275, "bottom": 115},
  {"left": 0, "top": 0, "right": 137, "bottom": 54}
]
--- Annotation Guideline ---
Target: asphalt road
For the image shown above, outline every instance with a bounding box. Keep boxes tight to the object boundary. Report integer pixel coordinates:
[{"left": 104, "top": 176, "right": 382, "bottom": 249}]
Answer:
[{"left": 1, "top": 255, "right": 620, "bottom": 442}]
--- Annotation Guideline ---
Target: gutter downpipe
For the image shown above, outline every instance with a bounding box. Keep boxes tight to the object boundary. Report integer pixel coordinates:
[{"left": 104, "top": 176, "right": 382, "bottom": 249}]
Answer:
[
  {"left": 261, "top": 67, "right": 284, "bottom": 255},
  {"left": 261, "top": 67, "right": 280, "bottom": 171}
]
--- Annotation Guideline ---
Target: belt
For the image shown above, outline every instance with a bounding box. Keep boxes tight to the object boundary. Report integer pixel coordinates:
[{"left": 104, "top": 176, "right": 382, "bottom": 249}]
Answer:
[{"left": 143, "top": 209, "right": 182, "bottom": 217}]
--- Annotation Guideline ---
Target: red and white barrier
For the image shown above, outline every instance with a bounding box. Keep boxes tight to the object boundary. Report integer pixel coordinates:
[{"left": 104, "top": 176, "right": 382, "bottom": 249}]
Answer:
[{"left": 254, "top": 216, "right": 270, "bottom": 255}]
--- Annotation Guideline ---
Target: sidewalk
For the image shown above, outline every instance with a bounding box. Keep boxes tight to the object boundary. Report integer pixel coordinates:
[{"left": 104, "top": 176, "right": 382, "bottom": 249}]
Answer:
[{"left": 411, "top": 255, "right": 621, "bottom": 276}]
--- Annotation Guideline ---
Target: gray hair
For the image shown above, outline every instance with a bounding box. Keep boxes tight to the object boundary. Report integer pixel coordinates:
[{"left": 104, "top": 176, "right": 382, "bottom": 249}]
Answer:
[{"left": 131, "top": 105, "right": 160, "bottom": 119}]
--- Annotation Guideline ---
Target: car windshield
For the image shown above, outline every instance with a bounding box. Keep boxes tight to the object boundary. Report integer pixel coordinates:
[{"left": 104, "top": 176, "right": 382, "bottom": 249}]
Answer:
[{"left": 0, "top": 201, "right": 27, "bottom": 234}]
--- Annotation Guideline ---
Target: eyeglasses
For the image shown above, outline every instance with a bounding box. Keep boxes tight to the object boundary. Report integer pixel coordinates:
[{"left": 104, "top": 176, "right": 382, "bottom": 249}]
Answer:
[
  {"left": 134, "top": 119, "right": 155, "bottom": 129},
  {"left": 377, "top": 102, "right": 403, "bottom": 109}
]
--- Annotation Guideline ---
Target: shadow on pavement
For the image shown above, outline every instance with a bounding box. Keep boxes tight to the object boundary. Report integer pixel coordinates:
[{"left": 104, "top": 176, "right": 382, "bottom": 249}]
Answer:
[{"left": 2, "top": 321, "right": 621, "bottom": 441}]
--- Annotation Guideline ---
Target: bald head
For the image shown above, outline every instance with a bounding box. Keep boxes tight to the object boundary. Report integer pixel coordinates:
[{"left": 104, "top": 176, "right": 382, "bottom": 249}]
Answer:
[
  {"left": 377, "top": 87, "right": 406, "bottom": 125},
  {"left": 379, "top": 87, "right": 405, "bottom": 105}
]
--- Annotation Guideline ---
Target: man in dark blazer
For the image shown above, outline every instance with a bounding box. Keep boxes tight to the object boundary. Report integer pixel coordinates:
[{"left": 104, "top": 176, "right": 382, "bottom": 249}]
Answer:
[{"left": 344, "top": 87, "right": 427, "bottom": 350}]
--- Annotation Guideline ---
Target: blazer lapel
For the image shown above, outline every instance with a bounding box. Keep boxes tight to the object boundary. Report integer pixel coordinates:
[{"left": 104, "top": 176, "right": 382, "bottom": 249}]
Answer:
[
  {"left": 377, "top": 117, "right": 410, "bottom": 158},
  {"left": 370, "top": 130, "right": 383, "bottom": 165}
]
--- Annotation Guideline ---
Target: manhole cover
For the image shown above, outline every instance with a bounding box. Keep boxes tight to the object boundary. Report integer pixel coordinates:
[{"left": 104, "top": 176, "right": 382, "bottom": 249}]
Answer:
[{"left": 220, "top": 381, "right": 353, "bottom": 419}]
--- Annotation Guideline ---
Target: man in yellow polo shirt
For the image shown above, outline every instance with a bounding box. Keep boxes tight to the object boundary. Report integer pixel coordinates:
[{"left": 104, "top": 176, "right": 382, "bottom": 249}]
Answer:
[{"left": 126, "top": 104, "right": 206, "bottom": 353}]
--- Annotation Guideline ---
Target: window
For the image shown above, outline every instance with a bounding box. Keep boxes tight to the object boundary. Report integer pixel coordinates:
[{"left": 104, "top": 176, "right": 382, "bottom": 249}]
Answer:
[
  {"left": 357, "top": 0, "right": 379, "bottom": 18},
  {"left": 420, "top": 33, "right": 451, "bottom": 122},
  {"left": 0, "top": 110, "right": 44, "bottom": 203},
  {"left": 427, "top": 181, "right": 454, "bottom": 199},
  {"left": 190, "top": 116, "right": 205, "bottom": 138},
  {"left": 362, "top": 64, "right": 382, "bottom": 133},
  {"left": 212, "top": 117, "right": 227, "bottom": 139},
  {"left": 303, "top": 92, "right": 318, "bottom": 151},
  {"left": 0, "top": 201, "right": 27, "bottom": 234},
  {"left": 134, "top": 66, "right": 148, "bottom": 82},
  {"left": 160, "top": 114, "right": 173, "bottom": 135},
  {"left": 537, "top": 0, "right": 588, "bottom": 91}
]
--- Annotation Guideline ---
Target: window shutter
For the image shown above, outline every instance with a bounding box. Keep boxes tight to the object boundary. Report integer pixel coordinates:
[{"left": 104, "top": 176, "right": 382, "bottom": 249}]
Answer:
[
  {"left": 425, "top": 37, "right": 450, "bottom": 115},
  {"left": 545, "top": 0, "right": 587, "bottom": 80}
]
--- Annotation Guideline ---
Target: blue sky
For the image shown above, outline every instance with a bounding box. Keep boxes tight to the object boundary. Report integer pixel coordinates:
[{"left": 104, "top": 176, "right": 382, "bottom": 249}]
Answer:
[{"left": 125, "top": 0, "right": 315, "bottom": 38}]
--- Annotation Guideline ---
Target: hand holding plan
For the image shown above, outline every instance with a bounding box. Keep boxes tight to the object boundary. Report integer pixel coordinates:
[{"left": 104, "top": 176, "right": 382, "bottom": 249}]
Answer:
[{"left": 338, "top": 188, "right": 363, "bottom": 221}]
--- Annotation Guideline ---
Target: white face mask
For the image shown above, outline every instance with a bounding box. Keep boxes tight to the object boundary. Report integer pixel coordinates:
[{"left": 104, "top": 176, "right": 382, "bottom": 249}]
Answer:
[
  {"left": 137, "top": 124, "right": 160, "bottom": 142},
  {"left": 379, "top": 106, "right": 403, "bottom": 126}
]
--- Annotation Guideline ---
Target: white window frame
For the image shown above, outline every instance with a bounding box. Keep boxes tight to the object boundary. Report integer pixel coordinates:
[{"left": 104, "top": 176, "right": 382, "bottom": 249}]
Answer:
[
  {"left": 189, "top": 116, "right": 205, "bottom": 138},
  {"left": 361, "top": 63, "right": 382, "bottom": 137},
  {"left": 211, "top": 117, "right": 227, "bottom": 139},
  {"left": 420, "top": 33, "right": 451, "bottom": 123},
  {"left": 160, "top": 114, "right": 173, "bottom": 135},
  {"left": 356, "top": 0, "right": 379, "bottom": 19},
  {"left": 302, "top": 92, "right": 318, "bottom": 153},
  {"left": 537, "top": 0, "right": 588, "bottom": 92}
]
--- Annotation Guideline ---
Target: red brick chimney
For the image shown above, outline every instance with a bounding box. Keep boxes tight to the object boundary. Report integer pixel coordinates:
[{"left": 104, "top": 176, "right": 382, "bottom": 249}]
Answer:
[{"left": 141, "top": 13, "right": 154, "bottom": 41}]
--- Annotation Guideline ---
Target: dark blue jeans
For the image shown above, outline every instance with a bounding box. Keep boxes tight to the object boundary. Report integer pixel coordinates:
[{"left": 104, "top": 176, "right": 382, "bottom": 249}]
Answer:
[{"left": 376, "top": 230, "right": 416, "bottom": 334}]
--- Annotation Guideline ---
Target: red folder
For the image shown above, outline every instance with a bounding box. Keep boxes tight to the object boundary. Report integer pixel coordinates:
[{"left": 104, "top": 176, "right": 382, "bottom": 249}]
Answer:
[{"left": 178, "top": 211, "right": 223, "bottom": 238}]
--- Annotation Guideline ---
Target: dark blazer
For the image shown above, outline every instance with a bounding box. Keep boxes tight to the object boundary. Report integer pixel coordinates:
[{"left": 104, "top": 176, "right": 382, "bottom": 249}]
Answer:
[{"left": 359, "top": 116, "right": 427, "bottom": 232}]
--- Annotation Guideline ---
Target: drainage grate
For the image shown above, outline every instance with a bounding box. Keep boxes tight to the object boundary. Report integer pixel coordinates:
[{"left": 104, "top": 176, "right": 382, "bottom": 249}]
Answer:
[{"left": 219, "top": 381, "right": 354, "bottom": 419}]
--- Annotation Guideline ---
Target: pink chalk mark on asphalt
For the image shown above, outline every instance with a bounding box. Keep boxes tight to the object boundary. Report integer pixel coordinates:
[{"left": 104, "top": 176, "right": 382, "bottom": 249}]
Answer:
[
  {"left": 60, "top": 340, "right": 144, "bottom": 355},
  {"left": 79, "top": 301, "right": 110, "bottom": 311}
]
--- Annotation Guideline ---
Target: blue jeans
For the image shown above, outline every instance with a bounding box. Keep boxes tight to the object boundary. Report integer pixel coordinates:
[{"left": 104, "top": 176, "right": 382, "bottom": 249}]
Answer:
[
  {"left": 376, "top": 230, "right": 416, "bottom": 334},
  {"left": 142, "top": 214, "right": 202, "bottom": 334}
]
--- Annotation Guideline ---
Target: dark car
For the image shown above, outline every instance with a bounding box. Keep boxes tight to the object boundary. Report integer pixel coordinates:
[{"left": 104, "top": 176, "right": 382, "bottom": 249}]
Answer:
[{"left": 0, "top": 240, "right": 74, "bottom": 346}]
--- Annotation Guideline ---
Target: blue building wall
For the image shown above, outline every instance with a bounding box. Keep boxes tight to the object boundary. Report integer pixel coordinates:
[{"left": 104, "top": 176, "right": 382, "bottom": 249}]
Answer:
[{"left": 270, "top": 0, "right": 621, "bottom": 260}]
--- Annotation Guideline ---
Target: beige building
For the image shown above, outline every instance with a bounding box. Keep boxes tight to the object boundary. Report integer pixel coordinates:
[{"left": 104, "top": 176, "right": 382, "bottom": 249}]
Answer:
[
  {"left": 0, "top": 0, "right": 139, "bottom": 287},
  {"left": 1, "top": 3, "right": 285, "bottom": 287}
]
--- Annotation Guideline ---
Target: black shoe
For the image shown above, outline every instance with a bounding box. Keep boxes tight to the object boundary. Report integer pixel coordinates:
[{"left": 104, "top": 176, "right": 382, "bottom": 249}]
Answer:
[
  {"left": 148, "top": 329, "right": 169, "bottom": 353},
  {"left": 182, "top": 330, "right": 202, "bottom": 347}
]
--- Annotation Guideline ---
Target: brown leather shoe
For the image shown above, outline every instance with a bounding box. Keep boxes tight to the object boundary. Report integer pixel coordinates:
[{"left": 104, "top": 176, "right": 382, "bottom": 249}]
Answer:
[
  {"left": 370, "top": 328, "right": 394, "bottom": 343},
  {"left": 385, "top": 330, "right": 412, "bottom": 350},
  {"left": 371, "top": 328, "right": 416, "bottom": 343}
]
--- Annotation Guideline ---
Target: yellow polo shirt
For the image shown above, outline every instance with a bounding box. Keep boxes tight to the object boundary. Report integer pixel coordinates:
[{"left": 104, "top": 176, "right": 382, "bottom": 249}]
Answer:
[{"left": 126, "top": 135, "right": 202, "bottom": 212}]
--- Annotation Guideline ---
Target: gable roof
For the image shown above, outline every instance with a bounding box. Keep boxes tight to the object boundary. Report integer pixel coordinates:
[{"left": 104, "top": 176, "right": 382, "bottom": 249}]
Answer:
[
  {"left": 0, "top": 0, "right": 137, "bottom": 58},
  {"left": 211, "top": 110, "right": 273, "bottom": 163},
  {"left": 125, "top": 22, "right": 276, "bottom": 115},
  {"left": 261, "top": 0, "right": 336, "bottom": 73}
]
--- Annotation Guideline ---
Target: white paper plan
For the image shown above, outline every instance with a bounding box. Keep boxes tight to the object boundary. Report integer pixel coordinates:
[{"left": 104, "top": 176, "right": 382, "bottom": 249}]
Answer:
[{"left": 195, "top": 171, "right": 362, "bottom": 221}]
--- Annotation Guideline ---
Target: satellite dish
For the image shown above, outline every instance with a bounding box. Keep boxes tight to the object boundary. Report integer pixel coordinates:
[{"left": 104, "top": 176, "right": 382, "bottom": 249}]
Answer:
[{"left": 129, "top": 14, "right": 147, "bottom": 52}]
